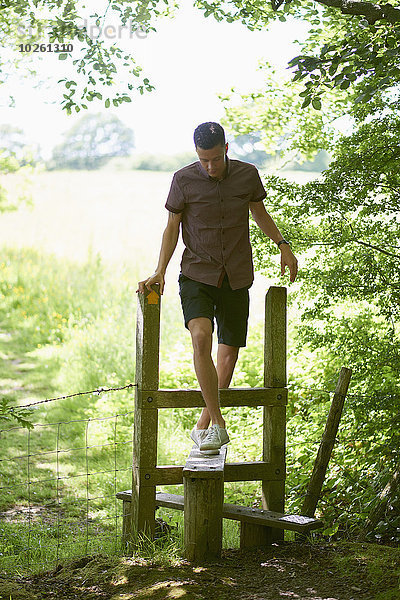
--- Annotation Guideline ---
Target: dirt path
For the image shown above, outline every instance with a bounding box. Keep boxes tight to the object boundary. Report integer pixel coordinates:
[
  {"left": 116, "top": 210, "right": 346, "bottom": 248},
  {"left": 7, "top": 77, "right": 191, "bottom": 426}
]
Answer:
[{"left": 1, "top": 541, "right": 399, "bottom": 600}]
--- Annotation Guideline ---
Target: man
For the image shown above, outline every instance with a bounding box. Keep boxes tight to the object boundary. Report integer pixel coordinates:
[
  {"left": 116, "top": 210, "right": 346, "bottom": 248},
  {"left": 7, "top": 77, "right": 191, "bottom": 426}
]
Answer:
[{"left": 137, "top": 122, "right": 298, "bottom": 455}]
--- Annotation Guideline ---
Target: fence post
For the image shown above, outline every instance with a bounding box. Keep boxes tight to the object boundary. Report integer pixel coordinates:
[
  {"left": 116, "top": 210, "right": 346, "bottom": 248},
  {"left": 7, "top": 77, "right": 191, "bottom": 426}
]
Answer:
[
  {"left": 301, "top": 366, "right": 352, "bottom": 518},
  {"left": 263, "top": 286, "right": 287, "bottom": 543},
  {"left": 239, "top": 286, "right": 287, "bottom": 548},
  {"left": 183, "top": 449, "right": 226, "bottom": 562},
  {"left": 128, "top": 285, "right": 161, "bottom": 546}
]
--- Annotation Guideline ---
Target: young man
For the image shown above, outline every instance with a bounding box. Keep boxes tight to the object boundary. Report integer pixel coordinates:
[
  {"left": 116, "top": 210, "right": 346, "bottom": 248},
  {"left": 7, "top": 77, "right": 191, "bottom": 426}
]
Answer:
[{"left": 137, "top": 122, "right": 298, "bottom": 455}]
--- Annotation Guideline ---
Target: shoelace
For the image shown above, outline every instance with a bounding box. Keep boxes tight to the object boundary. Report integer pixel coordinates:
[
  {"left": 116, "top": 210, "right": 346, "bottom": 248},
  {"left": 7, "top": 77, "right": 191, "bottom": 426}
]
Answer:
[{"left": 203, "top": 426, "right": 220, "bottom": 445}]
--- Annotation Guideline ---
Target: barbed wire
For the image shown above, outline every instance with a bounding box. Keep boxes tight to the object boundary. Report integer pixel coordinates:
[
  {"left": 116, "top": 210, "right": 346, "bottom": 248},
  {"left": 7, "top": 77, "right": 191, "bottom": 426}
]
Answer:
[{"left": 7, "top": 382, "right": 138, "bottom": 411}]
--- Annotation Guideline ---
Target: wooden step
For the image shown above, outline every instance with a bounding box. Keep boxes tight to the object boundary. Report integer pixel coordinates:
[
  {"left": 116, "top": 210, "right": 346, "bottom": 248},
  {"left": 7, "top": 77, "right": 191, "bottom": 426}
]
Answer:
[
  {"left": 183, "top": 444, "right": 227, "bottom": 478},
  {"left": 116, "top": 490, "right": 323, "bottom": 534}
]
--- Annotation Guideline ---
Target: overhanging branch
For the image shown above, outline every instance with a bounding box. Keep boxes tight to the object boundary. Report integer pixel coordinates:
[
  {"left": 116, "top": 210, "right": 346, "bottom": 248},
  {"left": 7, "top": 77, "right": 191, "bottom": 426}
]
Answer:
[{"left": 313, "top": 0, "right": 400, "bottom": 23}]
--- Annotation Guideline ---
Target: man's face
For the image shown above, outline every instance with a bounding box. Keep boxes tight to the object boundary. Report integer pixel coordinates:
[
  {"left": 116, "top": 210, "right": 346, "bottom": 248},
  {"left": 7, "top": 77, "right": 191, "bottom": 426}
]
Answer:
[{"left": 196, "top": 143, "right": 228, "bottom": 180}]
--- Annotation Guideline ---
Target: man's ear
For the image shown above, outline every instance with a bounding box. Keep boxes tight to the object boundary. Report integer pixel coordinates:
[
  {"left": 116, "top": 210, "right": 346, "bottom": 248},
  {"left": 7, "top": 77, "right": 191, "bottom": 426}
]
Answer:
[{"left": 225, "top": 142, "right": 229, "bottom": 155}]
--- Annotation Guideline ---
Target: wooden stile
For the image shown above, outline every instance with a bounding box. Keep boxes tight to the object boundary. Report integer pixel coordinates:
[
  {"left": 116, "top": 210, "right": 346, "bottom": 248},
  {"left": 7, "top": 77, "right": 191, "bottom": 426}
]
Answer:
[{"left": 123, "top": 284, "right": 295, "bottom": 556}]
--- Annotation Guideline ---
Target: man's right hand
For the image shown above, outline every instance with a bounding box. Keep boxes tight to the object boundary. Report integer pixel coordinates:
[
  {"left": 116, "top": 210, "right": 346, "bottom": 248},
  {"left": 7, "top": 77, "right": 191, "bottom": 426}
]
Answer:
[{"left": 136, "top": 271, "right": 165, "bottom": 295}]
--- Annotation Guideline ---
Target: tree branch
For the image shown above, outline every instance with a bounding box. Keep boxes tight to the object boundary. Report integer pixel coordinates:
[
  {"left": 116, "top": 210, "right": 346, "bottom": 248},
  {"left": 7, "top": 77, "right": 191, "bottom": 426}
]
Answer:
[
  {"left": 352, "top": 238, "right": 400, "bottom": 258},
  {"left": 293, "top": 237, "right": 400, "bottom": 259},
  {"left": 313, "top": 0, "right": 400, "bottom": 23}
]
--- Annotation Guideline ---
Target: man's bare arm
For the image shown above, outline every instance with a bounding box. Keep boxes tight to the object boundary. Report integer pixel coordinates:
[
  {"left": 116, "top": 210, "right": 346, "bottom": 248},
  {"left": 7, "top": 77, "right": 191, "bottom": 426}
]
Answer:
[
  {"left": 136, "top": 211, "right": 182, "bottom": 295},
  {"left": 249, "top": 200, "right": 298, "bottom": 283}
]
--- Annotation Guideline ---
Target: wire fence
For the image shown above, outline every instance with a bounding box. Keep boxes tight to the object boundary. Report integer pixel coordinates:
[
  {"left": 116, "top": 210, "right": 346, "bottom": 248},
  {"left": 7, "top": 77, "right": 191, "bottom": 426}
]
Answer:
[
  {"left": 0, "top": 380, "right": 398, "bottom": 574},
  {"left": 0, "top": 395, "right": 135, "bottom": 573}
]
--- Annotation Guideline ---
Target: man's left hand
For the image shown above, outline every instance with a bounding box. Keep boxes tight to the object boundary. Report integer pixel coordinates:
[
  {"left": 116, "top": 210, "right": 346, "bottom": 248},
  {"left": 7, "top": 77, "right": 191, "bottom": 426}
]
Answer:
[{"left": 280, "top": 245, "right": 298, "bottom": 283}]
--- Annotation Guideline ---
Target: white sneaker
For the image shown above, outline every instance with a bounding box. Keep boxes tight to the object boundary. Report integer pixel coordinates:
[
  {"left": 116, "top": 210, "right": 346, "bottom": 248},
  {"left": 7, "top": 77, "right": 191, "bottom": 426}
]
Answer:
[
  {"left": 199, "top": 424, "right": 230, "bottom": 453},
  {"left": 219, "top": 427, "right": 230, "bottom": 446},
  {"left": 190, "top": 428, "right": 208, "bottom": 448}
]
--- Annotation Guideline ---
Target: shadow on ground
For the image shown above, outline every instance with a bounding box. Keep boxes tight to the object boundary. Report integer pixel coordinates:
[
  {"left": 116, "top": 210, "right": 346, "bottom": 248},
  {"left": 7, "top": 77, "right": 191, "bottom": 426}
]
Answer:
[{"left": 1, "top": 542, "right": 399, "bottom": 600}]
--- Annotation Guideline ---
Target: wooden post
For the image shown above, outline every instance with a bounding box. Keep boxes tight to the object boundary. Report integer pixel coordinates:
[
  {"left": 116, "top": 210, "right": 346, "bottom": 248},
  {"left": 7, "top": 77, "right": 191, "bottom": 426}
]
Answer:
[
  {"left": 301, "top": 366, "right": 352, "bottom": 518},
  {"left": 240, "top": 286, "right": 287, "bottom": 548},
  {"left": 183, "top": 447, "right": 226, "bottom": 562},
  {"left": 262, "top": 286, "right": 287, "bottom": 543},
  {"left": 129, "top": 284, "right": 161, "bottom": 547}
]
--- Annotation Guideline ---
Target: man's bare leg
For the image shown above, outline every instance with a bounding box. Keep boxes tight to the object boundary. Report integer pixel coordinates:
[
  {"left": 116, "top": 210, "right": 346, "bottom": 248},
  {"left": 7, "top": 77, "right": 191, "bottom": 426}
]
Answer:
[
  {"left": 188, "top": 317, "right": 228, "bottom": 428},
  {"left": 195, "top": 340, "right": 240, "bottom": 430}
]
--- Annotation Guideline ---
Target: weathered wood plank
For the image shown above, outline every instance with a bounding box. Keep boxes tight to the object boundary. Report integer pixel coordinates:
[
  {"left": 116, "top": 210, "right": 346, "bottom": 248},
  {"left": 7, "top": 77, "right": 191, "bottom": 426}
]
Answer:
[
  {"left": 183, "top": 445, "right": 227, "bottom": 479},
  {"left": 224, "top": 503, "right": 323, "bottom": 532},
  {"left": 138, "top": 387, "right": 288, "bottom": 409},
  {"left": 225, "top": 461, "right": 284, "bottom": 483},
  {"left": 121, "top": 500, "right": 132, "bottom": 548},
  {"left": 301, "top": 366, "right": 352, "bottom": 518},
  {"left": 183, "top": 444, "right": 226, "bottom": 560},
  {"left": 117, "top": 491, "right": 324, "bottom": 533}
]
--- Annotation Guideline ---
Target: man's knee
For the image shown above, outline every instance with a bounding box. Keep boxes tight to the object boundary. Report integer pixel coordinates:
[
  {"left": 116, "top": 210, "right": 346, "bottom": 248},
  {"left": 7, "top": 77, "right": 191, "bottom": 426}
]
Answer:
[{"left": 188, "top": 317, "right": 212, "bottom": 354}]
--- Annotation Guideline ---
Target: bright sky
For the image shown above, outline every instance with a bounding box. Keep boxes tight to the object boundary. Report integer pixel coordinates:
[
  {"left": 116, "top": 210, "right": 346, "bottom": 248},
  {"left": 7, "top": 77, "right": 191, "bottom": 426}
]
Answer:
[{"left": 1, "top": 3, "right": 308, "bottom": 157}]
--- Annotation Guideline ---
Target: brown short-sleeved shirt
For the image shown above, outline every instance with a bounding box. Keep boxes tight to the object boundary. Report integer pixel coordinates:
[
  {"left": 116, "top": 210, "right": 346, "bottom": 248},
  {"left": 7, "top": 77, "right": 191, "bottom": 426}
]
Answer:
[{"left": 165, "top": 157, "right": 266, "bottom": 290}]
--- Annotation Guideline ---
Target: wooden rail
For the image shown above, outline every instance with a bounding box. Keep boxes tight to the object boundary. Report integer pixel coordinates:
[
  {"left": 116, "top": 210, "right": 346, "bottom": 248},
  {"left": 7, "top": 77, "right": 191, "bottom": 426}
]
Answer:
[{"left": 137, "top": 387, "right": 287, "bottom": 409}]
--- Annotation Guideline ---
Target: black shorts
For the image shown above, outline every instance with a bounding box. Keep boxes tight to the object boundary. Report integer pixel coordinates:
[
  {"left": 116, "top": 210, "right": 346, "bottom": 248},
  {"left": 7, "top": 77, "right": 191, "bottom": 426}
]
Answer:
[{"left": 178, "top": 273, "right": 250, "bottom": 347}]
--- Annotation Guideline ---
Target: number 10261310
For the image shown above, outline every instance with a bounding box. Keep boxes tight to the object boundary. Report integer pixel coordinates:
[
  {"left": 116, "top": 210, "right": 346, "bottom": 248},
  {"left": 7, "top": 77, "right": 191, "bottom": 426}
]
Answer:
[{"left": 19, "top": 43, "right": 73, "bottom": 53}]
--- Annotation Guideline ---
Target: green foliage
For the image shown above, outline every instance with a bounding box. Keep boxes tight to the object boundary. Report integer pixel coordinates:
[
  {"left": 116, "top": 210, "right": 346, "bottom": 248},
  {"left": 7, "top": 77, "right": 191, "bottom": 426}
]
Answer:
[
  {"left": 1, "top": 0, "right": 169, "bottom": 111},
  {"left": 0, "top": 397, "right": 33, "bottom": 429},
  {"left": 246, "top": 115, "right": 400, "bottom": 408},
  {"left": 289, "top": 21, "right": 400, "bottom": 113},
  {"left": 197, "top": 0, "right": 400, "bottom": 113},
  {"left": 220, "top": 64, "right": 346, "bottom": 164},
  {"left": 3, "top": 0, "right": 400, "bottom": 113},
  {"left": 48, "top": 113, "right": 135, "bottom": 170}
]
